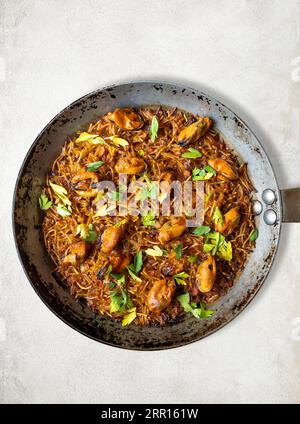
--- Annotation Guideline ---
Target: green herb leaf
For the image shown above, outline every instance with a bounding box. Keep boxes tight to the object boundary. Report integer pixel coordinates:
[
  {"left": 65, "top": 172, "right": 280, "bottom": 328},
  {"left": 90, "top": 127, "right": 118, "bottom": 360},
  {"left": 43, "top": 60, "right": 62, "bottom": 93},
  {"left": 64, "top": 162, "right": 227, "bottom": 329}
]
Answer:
[
  {"left": 213, "top": 206, "right": 223, "bottom": 225},
  {"left": 111, "top": 273, "right": 126, "bottom": 286},
  {"left": 204, "top": 231, "right": 232, "bottom": 261},
  {"left": 107, "top": 136, "right": 129, "bottom": 147},
  {"left": 86, "top": 161, "right": 104, "bottom": 172},
  {"left": 250, "top": 228, "right": 259, "bottom": 242},
  {"left": 133, "top": 251, "right": 143, "bottom": 274},
  {"left": 177, "top": 293, "right": 192, "bottom": 312},
  {"left": 177, "top": 293, "right": 214, "bottom": 318},
  {"left": 75, "top": 132, "right": 103, "bottom": 144},
  {"left": 57, "top": 203, "right": 72, "bottom": 217},
  {"left": 192, "top": 165, "right": 216, "bottom": 181},
  {"left": 105, "top": 264, "right": 112, "bottom": 277},
  {"left": 127, "top": 267, "right": 142, "bottom": 282},
  {"left": 204, "top": 165, "right": 217, "bottom": 176},
  {"left": 138, "top": 149, "right": 145, "bottom": 157},
  {"left": 174, "top": 243, "right": 183, "bottom": 260},
  {"left": 193, "top": 225, "right": 211, "bottom": 236},
  {"left": 188, "top": 255, "right": 198, "bottom": 264},
  {"left": 122, "top": 307, "right": 137, "bottom": 326},
  {"left": 49, "top": 181, "right": 71, "bottom": 206},
  {"left": 149, "top": 116, "right": 159, "bottom": 142},
  {"left": 173, "top": 272, "right": 189, "bottom": 285},
  {"left": 182, "top": 147, "right": 202, "bottom": 159},
  {"left": 39, "top": 193, "right": 52, "bottom": 210},
  {"left": 141, "top": 214, "right": 156, "bottom": 227},
  {"left": 145, "top": 245, "right": 164, "bottom": 257},
  {"left": 85, "top": 224, "right": 98, "bottom": 242},
  {"left": 217, "top": 240, "right": 232, "bottom": 261}
]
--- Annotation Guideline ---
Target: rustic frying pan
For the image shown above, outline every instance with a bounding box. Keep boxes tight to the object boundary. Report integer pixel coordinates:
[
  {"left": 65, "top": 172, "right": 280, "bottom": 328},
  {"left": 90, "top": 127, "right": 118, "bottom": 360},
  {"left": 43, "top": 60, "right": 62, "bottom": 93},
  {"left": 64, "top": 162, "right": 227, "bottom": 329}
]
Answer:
[{"left": 12, "top": 82, "right": 299, "bottom": 350}]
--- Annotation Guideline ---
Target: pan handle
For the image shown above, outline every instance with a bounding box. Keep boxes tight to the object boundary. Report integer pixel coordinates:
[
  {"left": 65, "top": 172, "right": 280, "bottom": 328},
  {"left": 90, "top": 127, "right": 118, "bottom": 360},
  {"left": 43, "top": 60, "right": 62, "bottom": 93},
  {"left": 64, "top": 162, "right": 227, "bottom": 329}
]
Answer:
[{"left": 280, "top": 188, "right": 300, "bottom": 222}]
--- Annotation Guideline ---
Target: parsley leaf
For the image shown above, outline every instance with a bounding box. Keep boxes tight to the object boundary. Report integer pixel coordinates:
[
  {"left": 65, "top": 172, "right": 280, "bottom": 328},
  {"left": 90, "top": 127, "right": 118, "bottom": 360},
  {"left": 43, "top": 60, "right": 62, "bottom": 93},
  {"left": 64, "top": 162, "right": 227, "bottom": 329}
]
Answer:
[
  {"left": 204, "top": 231, "right": 232, "bottom": 261},
  {"left": 39, "top": 193, "right": 52, "bottom": 210},
  {"left": 177, "top": 293, "right": 214, "bottom": 319},
  {"left": 76, "top": 223, "right": 97, "bottom": 242},
  {"left": 149, "top": 116, "right": 159, "bottom": 142}
]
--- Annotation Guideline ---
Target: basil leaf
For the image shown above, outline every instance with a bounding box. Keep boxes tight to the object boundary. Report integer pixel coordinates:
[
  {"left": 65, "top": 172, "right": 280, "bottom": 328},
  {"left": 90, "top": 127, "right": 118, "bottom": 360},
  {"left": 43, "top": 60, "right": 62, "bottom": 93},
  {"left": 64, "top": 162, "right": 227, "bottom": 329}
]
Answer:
[
  {"left": 149, "top": 116, "right": 159, "bottom": 142},
  {"left": 193, "top": 225, "right": 211, "bottom": 236},
  {"left": 86, "top": 161, "right": 104, "bottom": 172}
]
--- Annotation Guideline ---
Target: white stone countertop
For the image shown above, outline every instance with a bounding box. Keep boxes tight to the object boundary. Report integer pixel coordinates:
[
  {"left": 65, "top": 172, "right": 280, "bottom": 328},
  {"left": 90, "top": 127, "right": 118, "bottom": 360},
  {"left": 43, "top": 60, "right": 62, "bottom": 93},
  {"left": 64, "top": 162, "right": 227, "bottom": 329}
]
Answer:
[{"left": 0, "top": 0, "right": 299, "bottom": 404}]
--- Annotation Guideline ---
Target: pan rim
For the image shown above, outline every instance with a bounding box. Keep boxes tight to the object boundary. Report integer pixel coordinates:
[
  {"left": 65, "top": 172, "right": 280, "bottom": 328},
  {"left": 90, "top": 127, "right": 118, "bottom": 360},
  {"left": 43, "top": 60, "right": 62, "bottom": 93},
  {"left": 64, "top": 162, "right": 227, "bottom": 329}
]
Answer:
[{"left": 12, "top": 80, "right": 282, "bottom": 350}]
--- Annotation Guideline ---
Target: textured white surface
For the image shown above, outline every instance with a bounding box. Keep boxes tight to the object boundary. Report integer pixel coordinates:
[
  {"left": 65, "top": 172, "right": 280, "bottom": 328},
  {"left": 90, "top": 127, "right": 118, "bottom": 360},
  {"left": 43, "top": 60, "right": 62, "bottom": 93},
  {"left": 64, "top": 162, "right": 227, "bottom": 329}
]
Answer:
[{"left": 0, "top": 0, "right": 299, "bottom": 404}]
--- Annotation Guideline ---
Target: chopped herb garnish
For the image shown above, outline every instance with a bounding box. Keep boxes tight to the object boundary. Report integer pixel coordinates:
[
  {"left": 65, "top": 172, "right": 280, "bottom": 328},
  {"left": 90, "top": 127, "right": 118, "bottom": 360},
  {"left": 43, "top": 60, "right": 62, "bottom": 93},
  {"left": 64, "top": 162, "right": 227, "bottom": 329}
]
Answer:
[
  {"left": 141, "top": 214, "right": 156, "bottom": 227},
  {"left": 111, "top": 273, "right": 126, "bottom": 286},
  {"left": 75, "top": 132, "right": 104, "bottom": 144},
  {"left": 192, "top": 165, "right": 216, "bottom": 181},
  {"left": 193, "top": 225, "right": 211, "bottom": 236},
  {"left": 122, "top": 307, "right": 137, "bottom": 326},
  {"left": 173, "top": 272, "right": 189, "bottom": 285},
  {"left": 182, "top": 147, "right": 202, "bottom": 159},
  {"left": 56, "top": 203, "right": 72, "bottom": 217},
  {"left": 177, "top": 292, "right": 214, "bottom": 319},
  {"left": 145, "top": 245, "right": 165, "bottom": 257},
  {"left": 204, "top": 231, "right": 232, "bottom": 261},
  {"left": 138, "top": 149, "right": 145, "bottom": 157},
  {"left": 109, "top": 287, "right": 133, "bottom": 315},
  {"left": 105, "top": 264, "right": 113, "bottom": 277},
  {"left": 127, "top": 267, "right": 142, "bottom": 282},
  {"left": 174, "top": 243, "right": 183, "bottom": 260},
  {"left": 76, "top": 223, "right": 97, "bottom": 242},
  {"left": 149, "top": 116, "right": 159, "bottom": 142},
  {"left": 49, "top": 181, "right": 71, "bottom": 206},
  {"left": 39, "top": 193, "right": 52, "bottom": 210},
  {"left": 213, "top": 206, "right": 223, "bottom": 226},
  {"left": 107, "top": 136, "right": 129, "bottom": 147},
  {"left": 188, "top": 255, "right": 198, "bottom": 264},
  {"left": 250, "top": 228, "right": 259, "bottom": 241},
  {"left": 86, "top": 161, "right": 104, "bottom": 172}
]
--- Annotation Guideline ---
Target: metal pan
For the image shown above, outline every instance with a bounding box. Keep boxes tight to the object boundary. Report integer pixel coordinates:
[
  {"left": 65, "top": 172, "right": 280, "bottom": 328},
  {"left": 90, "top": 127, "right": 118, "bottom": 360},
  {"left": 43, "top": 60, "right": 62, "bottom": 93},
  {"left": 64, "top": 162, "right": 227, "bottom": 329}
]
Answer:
[{"left": 12, "top": 81, "right": 299, "bottom": 350}]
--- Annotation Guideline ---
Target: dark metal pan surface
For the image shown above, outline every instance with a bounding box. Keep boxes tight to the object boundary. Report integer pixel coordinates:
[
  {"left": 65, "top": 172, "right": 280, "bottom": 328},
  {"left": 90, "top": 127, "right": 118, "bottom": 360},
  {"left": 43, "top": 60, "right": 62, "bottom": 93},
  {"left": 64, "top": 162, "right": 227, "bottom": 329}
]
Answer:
[{"left": 13, "top": 82, "right": 285, "bottom": 350}]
